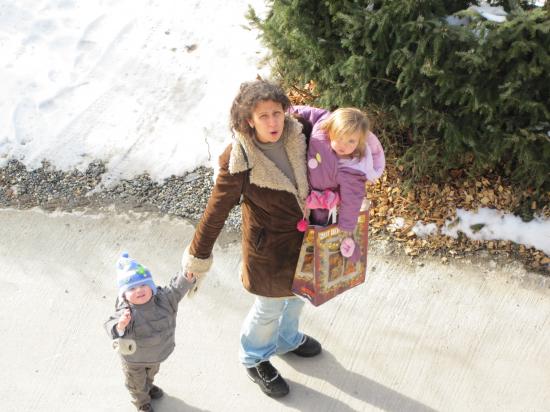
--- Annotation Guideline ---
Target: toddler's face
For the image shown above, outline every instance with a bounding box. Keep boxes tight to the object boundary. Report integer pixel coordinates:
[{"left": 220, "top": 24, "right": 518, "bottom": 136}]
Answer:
[
  {"left": 124, "top": 284, "right": 153, "bottom": 305},
  {"left": 330, "top": 130, "right": 362, "bottom": 157}
]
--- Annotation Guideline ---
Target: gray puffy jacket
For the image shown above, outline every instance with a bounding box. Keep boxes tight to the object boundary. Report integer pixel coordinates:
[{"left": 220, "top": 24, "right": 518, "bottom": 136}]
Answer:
[{"left": 104, "top": 273, "right": 193, "bottom": 365}]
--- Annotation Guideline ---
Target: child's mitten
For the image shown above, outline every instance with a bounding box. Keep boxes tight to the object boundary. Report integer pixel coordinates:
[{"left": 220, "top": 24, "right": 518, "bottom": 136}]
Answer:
[{"left": 340, "top": 237, "right": 361, "bottom": 263}]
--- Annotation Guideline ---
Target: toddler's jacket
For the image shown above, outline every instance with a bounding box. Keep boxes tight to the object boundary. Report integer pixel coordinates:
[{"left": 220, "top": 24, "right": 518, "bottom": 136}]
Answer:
[{"left": 104, "top": 273, "right": 192, "bottom": 365}]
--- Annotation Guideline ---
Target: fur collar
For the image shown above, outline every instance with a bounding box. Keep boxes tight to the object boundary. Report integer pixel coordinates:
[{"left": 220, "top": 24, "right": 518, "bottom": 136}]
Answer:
[{"left": 228, "top": 116, "right": 309, "bottom": 211}]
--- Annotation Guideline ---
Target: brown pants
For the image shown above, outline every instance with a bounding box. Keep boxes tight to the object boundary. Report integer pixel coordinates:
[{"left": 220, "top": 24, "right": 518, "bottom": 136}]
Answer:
[{"left": 121, "top": 361, "right": 160, "bottom": 408}]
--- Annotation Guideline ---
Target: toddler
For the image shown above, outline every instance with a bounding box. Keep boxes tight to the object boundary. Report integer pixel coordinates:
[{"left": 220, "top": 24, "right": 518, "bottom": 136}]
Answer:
[{"left": 104, "top": 253, "right": 195, "bottom": 412}]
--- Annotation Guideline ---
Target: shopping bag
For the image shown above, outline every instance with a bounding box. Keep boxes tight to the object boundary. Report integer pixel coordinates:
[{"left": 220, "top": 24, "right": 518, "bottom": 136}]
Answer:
[{"left": 292, "top": 208, "right": 369, "bottom": 306}]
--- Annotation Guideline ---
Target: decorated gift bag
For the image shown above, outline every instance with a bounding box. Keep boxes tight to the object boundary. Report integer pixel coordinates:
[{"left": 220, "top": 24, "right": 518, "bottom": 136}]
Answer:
[{"left": 292, "top": 204, "right": 369, "bottom": 306}]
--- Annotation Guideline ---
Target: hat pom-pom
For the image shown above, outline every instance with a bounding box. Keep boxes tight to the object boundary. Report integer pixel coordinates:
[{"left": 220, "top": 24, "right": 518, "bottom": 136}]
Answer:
[{"left": 297, "top": 218, "right": 308, "bottom": 232}]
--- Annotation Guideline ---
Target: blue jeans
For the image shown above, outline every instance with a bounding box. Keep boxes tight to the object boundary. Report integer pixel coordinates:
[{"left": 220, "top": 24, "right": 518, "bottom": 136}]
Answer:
[{"left": 239, "top": 295, "right": 305, "bottom": 368}]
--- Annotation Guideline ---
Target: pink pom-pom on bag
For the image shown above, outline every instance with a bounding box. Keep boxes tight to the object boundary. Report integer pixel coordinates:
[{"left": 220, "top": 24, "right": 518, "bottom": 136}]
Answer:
[{"left": 296, "top": 218, "right": 308, "bottom": 232}]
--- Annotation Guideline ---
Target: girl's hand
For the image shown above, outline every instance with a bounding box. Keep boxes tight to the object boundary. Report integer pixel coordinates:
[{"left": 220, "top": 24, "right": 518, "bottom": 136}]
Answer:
[
  {"left": 340, "top": 235, "right": 362, "bottom": 263},
  {"left": 340, "top": 237, "right": 356, "bottom": 258},
  {"left": 116, "top": 309, "right": 131, "bottom": 333}
]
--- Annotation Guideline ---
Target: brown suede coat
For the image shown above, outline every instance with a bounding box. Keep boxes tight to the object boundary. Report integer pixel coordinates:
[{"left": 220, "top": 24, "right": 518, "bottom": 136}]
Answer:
[{"left": 183, "top": 116, "right": 309, "bottom": 297}]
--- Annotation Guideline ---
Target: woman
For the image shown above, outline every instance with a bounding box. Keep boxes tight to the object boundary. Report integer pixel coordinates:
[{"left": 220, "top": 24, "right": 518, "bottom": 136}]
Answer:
[{"left": 182, "top": 80, "right": 321, "bottom": 398}]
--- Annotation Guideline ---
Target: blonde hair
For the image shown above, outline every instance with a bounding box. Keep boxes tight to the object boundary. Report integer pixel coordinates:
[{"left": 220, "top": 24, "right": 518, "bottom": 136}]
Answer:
[{"left": 320, "top": 108, "right": 369, "bottom": 158}]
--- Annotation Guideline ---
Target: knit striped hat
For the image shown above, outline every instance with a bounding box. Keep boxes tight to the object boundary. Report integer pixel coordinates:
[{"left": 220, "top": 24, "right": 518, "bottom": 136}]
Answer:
[{"left": 116, "top": 252, "right": 157, "bottom": 298}]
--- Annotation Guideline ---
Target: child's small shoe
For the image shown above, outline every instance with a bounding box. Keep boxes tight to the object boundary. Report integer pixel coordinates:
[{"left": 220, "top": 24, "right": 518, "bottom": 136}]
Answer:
[{"left": 149, "top": 385, "right": 163, "bottom": 399}]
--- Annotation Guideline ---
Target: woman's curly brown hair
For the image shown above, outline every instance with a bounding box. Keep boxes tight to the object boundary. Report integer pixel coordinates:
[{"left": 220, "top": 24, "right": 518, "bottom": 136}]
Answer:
[{"left": 230, "top": 80, "right": 291, "bottom": 138}]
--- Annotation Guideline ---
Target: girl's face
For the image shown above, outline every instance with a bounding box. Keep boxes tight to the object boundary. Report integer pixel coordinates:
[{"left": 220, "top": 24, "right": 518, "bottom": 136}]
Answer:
[
  {"left": 124, "top": 284, "right": 153, "bottom": 305},
  {"left": 247, "top": 100, "right": 285, "bottom": 143},
  {"left": 330, "top": 130, "right": 362, "bottom": 157}
]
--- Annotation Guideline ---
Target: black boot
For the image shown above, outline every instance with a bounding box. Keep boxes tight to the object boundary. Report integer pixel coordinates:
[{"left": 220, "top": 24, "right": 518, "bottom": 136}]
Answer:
[
  {"left": 292, "top": 335, "right": 322, "bottom": 357},
  {"left": 246, "top": 360, "right": 289, "bottom": 398}
]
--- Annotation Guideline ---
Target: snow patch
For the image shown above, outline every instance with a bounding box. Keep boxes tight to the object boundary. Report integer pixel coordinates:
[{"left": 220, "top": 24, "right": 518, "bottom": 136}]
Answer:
[
  {"left": 412, "top": 222, "right": 439, "bottom": 238},
  {"left": 441, "top": 208, "right": 550, "bottom": 255}
]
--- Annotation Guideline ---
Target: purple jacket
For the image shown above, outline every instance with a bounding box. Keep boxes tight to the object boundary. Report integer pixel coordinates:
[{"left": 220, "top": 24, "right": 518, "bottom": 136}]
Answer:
[{"left": 290, "top": 105, "right": 385, "bottom": 232}]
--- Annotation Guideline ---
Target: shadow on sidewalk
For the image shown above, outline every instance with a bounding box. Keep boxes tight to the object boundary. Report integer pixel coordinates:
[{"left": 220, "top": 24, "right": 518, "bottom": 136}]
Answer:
[
  {"left": 281, "top": 379, "right": 360, "bottom": 412},
  {"left": 280, "top": 351, "right": 437, "bottom": 412},
  {"left": 155, "top": 394, "right": 210, "bottom": 412}
]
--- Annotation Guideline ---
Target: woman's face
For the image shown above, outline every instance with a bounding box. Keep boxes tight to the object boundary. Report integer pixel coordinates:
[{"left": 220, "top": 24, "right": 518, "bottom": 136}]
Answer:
[{"left": 247, "top": 100, "right": 285, "bottom": 143}]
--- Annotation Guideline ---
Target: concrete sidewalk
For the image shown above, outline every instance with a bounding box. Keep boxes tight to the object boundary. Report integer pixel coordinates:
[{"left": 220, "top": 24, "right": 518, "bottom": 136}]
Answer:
[{"left": 1, "top": 208, "right": 549, "bottom": 412}]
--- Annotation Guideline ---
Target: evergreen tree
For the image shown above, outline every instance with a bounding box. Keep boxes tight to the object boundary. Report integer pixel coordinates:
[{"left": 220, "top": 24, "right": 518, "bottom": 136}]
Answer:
[{"left": 248, "top": 0, "right": 550, "bottom": 198}]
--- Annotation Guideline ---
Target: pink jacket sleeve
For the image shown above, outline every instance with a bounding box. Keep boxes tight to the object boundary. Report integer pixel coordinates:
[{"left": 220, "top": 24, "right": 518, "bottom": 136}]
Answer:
[
  {"left": 336, "top": 167, "right": 367, "bottom": 233},
  {"left": 289, "top": 105, "right": 329, "bottom": 127},
  {"left": 366, "top": 131, "right": 385, "bottom": 182}
]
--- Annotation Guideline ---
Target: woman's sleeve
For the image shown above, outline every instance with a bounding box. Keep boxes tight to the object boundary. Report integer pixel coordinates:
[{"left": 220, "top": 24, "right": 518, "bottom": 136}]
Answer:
[
  {"left": 187, "top": 145, "right": 245, "bottom": 266},
  {"left": 366, "top": 131, "right": 385, "bottom": 182},
  {"left": 336, "top": 168, "right": 367, "bottom": 233}
]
